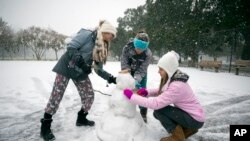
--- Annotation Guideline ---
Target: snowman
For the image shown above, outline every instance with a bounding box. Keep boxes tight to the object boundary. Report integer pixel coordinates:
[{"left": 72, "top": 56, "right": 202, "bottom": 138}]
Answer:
[{"left": 96, "top": 70, "right": 148, "bottom": 141}]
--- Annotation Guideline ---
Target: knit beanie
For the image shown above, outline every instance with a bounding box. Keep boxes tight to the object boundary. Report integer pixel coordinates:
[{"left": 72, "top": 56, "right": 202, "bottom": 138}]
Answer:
[
  {"left": 157, "top": 51, "right": 180, "bottom": 78},
  {"left": 99, "top": 21, "right": 117, "bottom": 38}
]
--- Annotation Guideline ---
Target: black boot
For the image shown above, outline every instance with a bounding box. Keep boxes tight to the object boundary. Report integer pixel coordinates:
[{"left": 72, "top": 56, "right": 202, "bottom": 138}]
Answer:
[
  {"left": 76, "top": 110, "right": 95, "bottom": 126},
  {"left": 40, "top": 118, "right": 55, "bottom": 141},
  {"left": 140, "top": 108, "right": 148, "bottom": 123}
]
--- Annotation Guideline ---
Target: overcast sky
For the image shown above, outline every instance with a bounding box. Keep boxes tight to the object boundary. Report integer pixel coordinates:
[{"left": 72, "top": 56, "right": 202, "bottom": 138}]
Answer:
[{"left": 0, "top": 0, "right": 145, "bottom": 36}]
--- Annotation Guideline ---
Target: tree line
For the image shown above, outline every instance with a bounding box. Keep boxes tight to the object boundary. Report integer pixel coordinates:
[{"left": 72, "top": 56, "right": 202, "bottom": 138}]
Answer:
[
  {"left": 111, "top": 0, "right": 250, "bottom": 65},
  {"left": 0, "top": 18, "right": 67, "bottom": 60},
  {"left": 1, "top": 0, "right": 250, "bottom": 64}
]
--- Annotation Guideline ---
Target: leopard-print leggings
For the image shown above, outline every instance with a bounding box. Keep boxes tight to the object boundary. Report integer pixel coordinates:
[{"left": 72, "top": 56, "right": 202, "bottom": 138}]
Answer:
[{"left": 45, "top": 74, "right": 94, "bottom": 115}]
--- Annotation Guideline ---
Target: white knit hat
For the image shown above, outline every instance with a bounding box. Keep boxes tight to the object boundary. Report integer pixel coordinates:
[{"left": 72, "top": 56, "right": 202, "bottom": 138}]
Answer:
[
  {"left": 157, "top": 50, "right": 180, "bottom": 78},
  {"left": 99, "top": 21, "right": 117, "bottom": 38}
]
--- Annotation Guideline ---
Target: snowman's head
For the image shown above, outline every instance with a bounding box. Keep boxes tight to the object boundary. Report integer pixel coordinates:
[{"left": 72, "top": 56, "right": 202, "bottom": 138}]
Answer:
[{"left": 116, "top": 70, "right": 135, "bottom": 90}]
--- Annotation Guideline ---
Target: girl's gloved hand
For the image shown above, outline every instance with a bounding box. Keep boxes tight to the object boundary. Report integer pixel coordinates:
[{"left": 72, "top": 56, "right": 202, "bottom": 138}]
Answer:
[
  {"left": 108, "top": 75, "right": 117, "bottom": 84},
  {"left": 137, "top": 88, "right": 148, "bottom": 97},
  {"left": 123, "top": 88, "right": 133, "bottom": 99}
]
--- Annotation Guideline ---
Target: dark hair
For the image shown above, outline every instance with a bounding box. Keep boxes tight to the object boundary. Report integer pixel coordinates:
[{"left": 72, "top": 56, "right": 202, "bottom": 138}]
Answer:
[{"left": 135, "top": 31, "right": 149, "bottom": 42}]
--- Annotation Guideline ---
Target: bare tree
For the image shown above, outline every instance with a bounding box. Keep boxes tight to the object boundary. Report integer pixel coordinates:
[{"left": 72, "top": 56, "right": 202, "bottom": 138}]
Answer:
[
  {"left": 20, "top": 26, "right": 48, "bottom": 60},
  {"left": 46, "top": 29, "right": 67, "bottom": 60},
  {"left": 0, "top": 18, "right": 18, "bottom": 60},
  {"left": 18, "top": 26, "right": 67, "bottom": 60}
]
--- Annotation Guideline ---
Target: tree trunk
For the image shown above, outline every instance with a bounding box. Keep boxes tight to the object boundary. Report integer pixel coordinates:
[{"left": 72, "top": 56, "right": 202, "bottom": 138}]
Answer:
[
  {"left": 23, "top": 45, "right": 26, "bottom": 60},
  {"left": 241, "top": 28, "right": 250, "bottom": 60},
  {"left": 2, "top": 48, "right": 5, "bottom": 60},
  {"left": 55, "top": 50, "right": 58, "bottom": 60},
  {"left": 35, "top": 53, "right": 41, "bottom": 60}
]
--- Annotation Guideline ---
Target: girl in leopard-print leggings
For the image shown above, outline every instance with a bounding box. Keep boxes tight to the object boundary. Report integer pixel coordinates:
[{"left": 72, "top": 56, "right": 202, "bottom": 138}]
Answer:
[{"left": 40, "top": 21, "right": 117, "bottom": 141}]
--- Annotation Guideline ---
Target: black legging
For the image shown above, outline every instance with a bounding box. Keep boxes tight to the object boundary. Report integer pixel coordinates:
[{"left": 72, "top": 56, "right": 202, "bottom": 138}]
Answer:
[{"left": 153, "top": 106, "right": 204, "bottom": 133}]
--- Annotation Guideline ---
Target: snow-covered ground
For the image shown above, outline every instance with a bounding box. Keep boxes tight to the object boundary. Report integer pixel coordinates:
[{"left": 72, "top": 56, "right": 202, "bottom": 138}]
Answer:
[{"left": 0, "top": 61, "right": 250, "bottom": 141}]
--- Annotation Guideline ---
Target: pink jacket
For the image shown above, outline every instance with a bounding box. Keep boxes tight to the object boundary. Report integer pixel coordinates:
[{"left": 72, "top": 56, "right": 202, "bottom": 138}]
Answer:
[{"left": 130, "top": 81, "right": 205, "bottom": 122}]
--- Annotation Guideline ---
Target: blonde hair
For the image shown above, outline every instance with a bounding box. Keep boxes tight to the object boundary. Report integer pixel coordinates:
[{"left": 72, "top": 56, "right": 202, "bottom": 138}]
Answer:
[{"left": 92, "top": 20, "right": 110, "bottom": 64}]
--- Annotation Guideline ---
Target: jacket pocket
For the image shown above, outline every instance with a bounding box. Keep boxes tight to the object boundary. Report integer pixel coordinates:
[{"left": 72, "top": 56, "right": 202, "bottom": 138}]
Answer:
[{"left": 67, "top": 65, "right": 83, "bottom": 80}]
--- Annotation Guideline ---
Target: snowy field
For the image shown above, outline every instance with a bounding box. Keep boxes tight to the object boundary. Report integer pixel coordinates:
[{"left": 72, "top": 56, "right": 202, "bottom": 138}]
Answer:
[{"left": 0, "top": 61, "right": 250, "bottom": 141}]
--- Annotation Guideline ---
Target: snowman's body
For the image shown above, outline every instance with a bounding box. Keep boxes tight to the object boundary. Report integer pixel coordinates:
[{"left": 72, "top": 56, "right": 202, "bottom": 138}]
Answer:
[{"left": 96, "top": 72, "right": 146, "bottom": 141}]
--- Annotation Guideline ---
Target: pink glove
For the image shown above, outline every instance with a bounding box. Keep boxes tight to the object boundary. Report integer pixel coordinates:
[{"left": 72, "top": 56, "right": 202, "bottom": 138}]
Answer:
[
  {"left": 137, "top": 88, "right": 148, "bottom": 97},
  {"left": 123, "top": 88, "right": 133, "bottom": 99}
]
